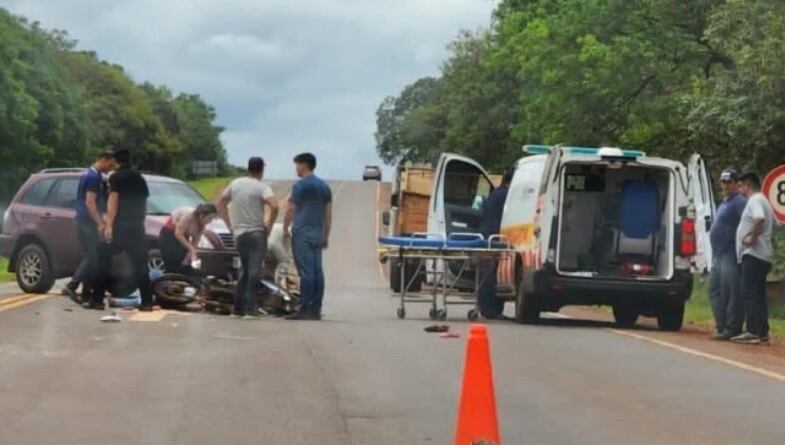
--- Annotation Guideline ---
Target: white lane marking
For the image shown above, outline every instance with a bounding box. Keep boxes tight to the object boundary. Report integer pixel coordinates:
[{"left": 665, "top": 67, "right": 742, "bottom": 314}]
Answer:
[
  {"left": 214, "top": 334, "right": 254, "bottom": 341},
  {"left": 608, "top": 329, "right": 785, "bottom": 383},
  {"left": 544, "top": 310, "right": 785, "bottom": 382}
]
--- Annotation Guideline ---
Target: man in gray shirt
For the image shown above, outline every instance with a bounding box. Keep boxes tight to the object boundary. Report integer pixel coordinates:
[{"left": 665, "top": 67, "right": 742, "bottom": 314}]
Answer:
[
  {"left": 732, "top": 172, "right": 776, "bottom": 344},
  {"left": 218, "top": 157, "right": 279, "bottom": 319}
]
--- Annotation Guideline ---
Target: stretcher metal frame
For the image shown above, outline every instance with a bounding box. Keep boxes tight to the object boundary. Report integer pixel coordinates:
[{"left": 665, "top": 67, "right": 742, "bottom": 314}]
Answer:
[{"left": 379, "top": 233, "right": 515, "bottom": 321}]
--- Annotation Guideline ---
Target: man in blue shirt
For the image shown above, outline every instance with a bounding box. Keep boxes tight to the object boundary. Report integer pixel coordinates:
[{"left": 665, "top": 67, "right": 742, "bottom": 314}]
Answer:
[
  {"left": 63, "top": 151, "right": 115, "bottom": 303},
  {"left": 708, "top": 169, "right": 747, "bottom": 340},
  {"left": 478, "top": 170, "right": 512, "bottom": 319},
  {"left": 284, "top": 152, "right": 332, "bottom": 320}
]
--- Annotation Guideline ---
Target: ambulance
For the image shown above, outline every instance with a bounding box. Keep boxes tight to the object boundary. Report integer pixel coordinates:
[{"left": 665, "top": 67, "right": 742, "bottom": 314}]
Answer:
[{"left": 427, "top": 145, "right": 714, "bottom": 331}]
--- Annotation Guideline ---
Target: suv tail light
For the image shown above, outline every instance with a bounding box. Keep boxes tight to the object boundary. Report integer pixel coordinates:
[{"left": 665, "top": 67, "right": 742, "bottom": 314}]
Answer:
[{"left": 680, "top": 217, "right": 696, "bottom": 257}]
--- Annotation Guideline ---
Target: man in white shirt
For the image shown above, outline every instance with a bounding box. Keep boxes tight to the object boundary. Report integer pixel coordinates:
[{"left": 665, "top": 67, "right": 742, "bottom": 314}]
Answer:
[
  {"left": 732, "top": 172, "right": 776, "bottom": 344},
  {"left": 218, "top": 157, "right": 279, "bottom": 319}
]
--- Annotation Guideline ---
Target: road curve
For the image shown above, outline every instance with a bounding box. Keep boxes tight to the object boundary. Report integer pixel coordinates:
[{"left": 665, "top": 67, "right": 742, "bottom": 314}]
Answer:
[{"left": 0, "top": 180, "right": 784, "bottom": 444}]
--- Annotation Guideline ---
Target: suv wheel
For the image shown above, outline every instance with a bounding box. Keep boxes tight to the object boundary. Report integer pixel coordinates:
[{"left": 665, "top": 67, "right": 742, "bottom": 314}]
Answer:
[
  {"left": 612, "top": 303, "right": 639, "bottom": 328},
  {"left": 657, "top": 302, "right": 685, "bottom": 331},
  {"left": 515, "top": 279, "right": 540, "bottom": 324},
  {"left": 15, "top": 244, "right": 55, "bottom": 294}
]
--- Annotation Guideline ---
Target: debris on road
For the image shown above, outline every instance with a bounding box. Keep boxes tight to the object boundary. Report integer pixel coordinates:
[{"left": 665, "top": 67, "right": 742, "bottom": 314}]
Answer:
[
  {"left": 100, "top": 313, "right": 122, "bottom": 323},
  {"left": 424, "top": 325, "right": 449, "bottom": 333},
  {"left": 439, "top": 331, "right": 460, "bottom": 339}
]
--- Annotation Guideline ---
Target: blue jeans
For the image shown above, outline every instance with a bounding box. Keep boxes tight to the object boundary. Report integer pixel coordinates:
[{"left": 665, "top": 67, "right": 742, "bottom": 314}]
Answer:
[
  {"left": 234, "top": 231, "right": 267, "bottom": 316},
  {"left": 708, "top": 253, "right": 743, "bottom": 335},
  {"left": 72, "top": 219, "right": 100, "bottom": 290},
  {"left": 293, "top": 238, "right": 324, "bottom": 315}
]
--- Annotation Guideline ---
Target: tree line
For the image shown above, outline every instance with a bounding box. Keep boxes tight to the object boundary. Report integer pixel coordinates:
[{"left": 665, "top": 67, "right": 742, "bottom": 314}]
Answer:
[
  {"left": 375, "top": 0, "right": 785, "bottom": 178},
  {"left": 0, "top": 9, "right": 229, "bottom": 201}
]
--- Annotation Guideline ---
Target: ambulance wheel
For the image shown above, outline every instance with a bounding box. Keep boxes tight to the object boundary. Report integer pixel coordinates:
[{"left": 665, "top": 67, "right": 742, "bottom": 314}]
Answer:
[
  {"left": 612, "top": 303, "right": 639, "bottom": 328},
  {"left": 396, "top": 308, "right": 406, "bottom": 319},
  {"left": 515, "top": 284, "right": 540, "bottom": 324},
  {"left": 657, "top": 302, "right": 685, "bottom": 331}
]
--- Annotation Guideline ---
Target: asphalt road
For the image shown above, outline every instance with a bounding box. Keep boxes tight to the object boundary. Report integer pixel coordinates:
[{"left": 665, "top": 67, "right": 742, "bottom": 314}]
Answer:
[{"left": 2, "top": 180, "right": 785, "bottom": 444}]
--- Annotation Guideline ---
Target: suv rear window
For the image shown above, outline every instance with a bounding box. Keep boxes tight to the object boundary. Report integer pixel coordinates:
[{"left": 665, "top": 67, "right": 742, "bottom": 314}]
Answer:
[
  {"left": 48, "top": 179, "right": 80, "bottom": 208},
  {"left": 19, "top": 178, "right": 56, "bottom": 206}
]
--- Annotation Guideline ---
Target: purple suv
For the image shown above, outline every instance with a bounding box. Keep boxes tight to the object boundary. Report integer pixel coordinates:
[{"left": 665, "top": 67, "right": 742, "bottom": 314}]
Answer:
[{"left": 0, "top": 169, "right": 237, "bottom": 293}]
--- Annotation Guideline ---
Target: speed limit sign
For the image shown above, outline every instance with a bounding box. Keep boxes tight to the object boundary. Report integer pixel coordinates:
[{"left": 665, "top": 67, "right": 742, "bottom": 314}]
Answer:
[{"left": 763, "top": 165, "right": 785, "bottom": 224}]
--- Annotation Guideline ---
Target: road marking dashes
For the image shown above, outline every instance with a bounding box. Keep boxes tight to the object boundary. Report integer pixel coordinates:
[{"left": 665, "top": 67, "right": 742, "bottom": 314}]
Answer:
[{"left": 0, "top": 294, "right": 52, "bottom": 313}]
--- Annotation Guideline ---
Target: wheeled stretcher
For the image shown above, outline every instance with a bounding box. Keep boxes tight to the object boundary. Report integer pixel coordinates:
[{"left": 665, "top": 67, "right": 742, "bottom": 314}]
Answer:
[{"left": 378, "top": 233, "right": 515, "bottom": 321}]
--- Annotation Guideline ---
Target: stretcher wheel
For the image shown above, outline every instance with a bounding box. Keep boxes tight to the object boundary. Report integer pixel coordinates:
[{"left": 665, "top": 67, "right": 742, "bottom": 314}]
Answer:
[
  {"left": 467, "top": 309, "right": 479, "bottom": 321},
  {"left": 437, "top": 310, "right": 447, "bottom": 321},
  {"left": 396, "top": 308, "right": 406, "bottom": 319},
  {"left": 428, "top": 308, "right": 437, "bottom": 320}
]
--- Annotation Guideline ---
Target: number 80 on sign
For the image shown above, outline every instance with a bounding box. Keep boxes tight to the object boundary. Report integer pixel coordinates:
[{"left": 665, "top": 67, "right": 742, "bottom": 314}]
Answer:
[{"left": 762, "top": 165, "right": 785, "bottom": 224}]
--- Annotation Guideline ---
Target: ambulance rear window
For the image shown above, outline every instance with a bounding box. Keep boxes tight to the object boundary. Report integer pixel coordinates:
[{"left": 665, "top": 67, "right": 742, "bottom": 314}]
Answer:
[{"left": 565, "top": 173, "right": 605, "bottom": 192}]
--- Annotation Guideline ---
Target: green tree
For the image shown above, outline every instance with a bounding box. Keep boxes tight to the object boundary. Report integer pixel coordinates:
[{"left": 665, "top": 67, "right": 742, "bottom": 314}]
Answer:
[
  {"left": 374, "top": 77, "right": 444, "bottom": 164},
  {"left": 1, "top": 7, "right": 228, "bottom": 201},
  {"left": 172, "top": 93, "right": 227, "bottom": 178},
  {"left": 687, "top": 0, "right": 785, "bottom": 175},
  {"left": 497, "top": 0, "right": 720, "bottom": 156},
  {"left": 439, "top": 30, "right": 521, "bottom": 170},
  {"left": 0, "top": 9, "right": 87, "bottom": 199},
  {"left": 57, "top": 50, "right": 182, "bottom": 175}
]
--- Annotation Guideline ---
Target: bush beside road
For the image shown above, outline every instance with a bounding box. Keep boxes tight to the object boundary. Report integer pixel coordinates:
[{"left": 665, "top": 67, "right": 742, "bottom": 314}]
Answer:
[
  {"left": 188, "top": 177, "right": 233, "bottom": 201},
  {"left": 686, "top": 275, "right": 785, "bottom": 336},
  {"left": 0, "top": 258, "right": 12, "bottom": 282}
]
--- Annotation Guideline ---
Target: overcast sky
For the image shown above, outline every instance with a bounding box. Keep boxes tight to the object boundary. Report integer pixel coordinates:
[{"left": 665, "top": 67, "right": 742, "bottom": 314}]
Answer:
[{"left": 2, "top": 0, "right": 497, "bottom": 179}]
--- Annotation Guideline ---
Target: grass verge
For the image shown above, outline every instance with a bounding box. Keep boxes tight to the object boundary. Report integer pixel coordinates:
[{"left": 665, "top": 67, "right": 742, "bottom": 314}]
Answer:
[
  {"left": 687, "top": 274, "right": 785, "bottom": 336},
  {"left": 0, "top": 257, "right": 13, "bottom": 282},
  {"left": 188, "top": 177, "right": 233, "bottom": 201}
]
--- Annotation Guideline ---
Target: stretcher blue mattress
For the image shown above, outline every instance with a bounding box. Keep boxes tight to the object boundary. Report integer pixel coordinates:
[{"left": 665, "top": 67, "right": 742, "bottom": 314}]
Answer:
[{"left": 378, "top": 236, "right": 508, "bottom": 250}]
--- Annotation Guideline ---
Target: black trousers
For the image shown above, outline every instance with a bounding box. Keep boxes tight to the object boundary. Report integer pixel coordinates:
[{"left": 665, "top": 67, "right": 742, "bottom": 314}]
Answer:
[
  {"left": 234, "top": 231, "right": 267, "bottom": 315},
  {"left": 92, "top": 225, "right": 153, "bottom": 306},
  {"left": 741, "top": 255, "right": 772, "bottom": 338},
  {"left": 160, "top": 228, "right": 190, "bottom": 274}
]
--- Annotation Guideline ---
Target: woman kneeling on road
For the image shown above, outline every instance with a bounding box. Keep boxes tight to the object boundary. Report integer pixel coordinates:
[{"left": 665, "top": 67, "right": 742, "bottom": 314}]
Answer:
[{"left": 159, "top": 203, "right": 218, "bottom": 274}]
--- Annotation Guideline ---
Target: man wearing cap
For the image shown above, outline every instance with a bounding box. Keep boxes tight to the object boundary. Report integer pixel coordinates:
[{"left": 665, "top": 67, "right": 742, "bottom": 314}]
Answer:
[
  {"left": 732, "top": 172, "right": 776, "bottom": 344},
  {"left": 218, "top": 157, "right": 279, "bottom": 320},
  {"left": 63, "top": 151, "right": 116, "bottom": 304},
  {"left": 708, "top": 169, "right": 747, "bottom": 340}
]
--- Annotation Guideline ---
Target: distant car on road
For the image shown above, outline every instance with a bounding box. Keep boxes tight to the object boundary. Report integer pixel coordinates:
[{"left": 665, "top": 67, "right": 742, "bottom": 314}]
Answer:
[
  {"left": 362, "top": 165, "right": 382, "bottom": 181},
  {"left": 0, "top": 169, "right": 237, "bottom": 294}
]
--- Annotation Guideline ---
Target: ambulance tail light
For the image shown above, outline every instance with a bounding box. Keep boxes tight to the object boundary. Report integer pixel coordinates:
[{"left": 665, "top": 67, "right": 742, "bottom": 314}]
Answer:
[{"left": 679, "top": 217, "right": 696, "bottom": 257}]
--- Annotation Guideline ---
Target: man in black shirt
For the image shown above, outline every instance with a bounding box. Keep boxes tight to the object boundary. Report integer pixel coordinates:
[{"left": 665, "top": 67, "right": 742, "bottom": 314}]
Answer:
[{"left": 88, "top": 149, "right": 154, "bottom": 311}]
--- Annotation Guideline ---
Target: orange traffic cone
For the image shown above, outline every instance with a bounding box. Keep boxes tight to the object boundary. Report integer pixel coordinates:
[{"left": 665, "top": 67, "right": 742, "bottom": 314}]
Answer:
[{"left": 454, "top": 324, "right": 501, "bottom": 445}]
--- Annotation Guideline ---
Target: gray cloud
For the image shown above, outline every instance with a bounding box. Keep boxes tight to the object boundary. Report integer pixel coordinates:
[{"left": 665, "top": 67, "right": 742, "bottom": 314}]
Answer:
[{"left": 2, "top": 0, "right": 497, "bottom": 179}]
